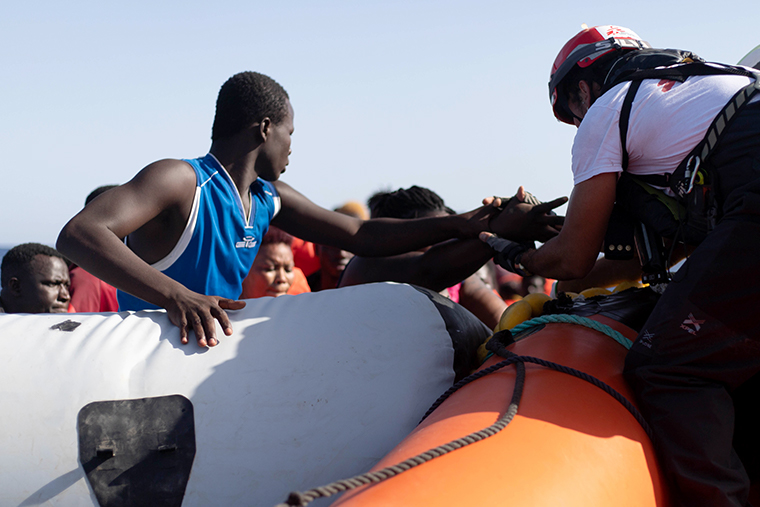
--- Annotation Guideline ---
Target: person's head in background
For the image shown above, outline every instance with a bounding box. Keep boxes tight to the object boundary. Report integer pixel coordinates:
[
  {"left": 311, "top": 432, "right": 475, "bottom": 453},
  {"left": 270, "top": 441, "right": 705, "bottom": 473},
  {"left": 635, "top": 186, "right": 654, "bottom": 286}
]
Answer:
[
  {"left": 0, "top": 243, "right": 71, "bottom": 313},
  {"left": 311, "top": 201, "right": 368, "bottom": 291},
  {"left": 521, "top": 274, "right": 548, "bottom": 296},
  {"left": 368, "top": 186, "right": 454, "bottom": 220},
  {"left": 241, "top": 227, "right": 295, "bottom": 298},
  {"left": 497, "top": 267, "right": 547, "bottom": 301},
  {"left": 85, "top": 185, "right": 119, "bottom": 206}
]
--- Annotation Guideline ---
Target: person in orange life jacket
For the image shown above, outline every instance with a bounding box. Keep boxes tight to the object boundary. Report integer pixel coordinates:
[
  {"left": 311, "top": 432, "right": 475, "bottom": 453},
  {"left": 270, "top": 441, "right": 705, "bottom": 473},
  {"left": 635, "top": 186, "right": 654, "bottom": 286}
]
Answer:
[{"left": 240, "top": 227, "right": 297, "bottom": 298}]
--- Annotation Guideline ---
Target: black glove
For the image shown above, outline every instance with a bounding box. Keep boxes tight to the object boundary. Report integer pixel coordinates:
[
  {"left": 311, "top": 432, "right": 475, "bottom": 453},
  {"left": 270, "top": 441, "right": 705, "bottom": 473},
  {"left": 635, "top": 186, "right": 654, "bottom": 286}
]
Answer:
[{"left": 483, "top": 234, "right": 534, "bottom": 276}]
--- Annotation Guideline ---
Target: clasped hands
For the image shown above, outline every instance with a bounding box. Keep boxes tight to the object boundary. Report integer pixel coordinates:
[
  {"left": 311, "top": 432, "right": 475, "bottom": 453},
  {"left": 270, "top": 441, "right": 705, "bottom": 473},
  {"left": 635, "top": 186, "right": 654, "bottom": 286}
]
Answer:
[
  {"left": 477, "top": 186, "right": 567, "bottom": 273},
  {"left": 481, "top": 186, "right": 566, "bottom": 243}
]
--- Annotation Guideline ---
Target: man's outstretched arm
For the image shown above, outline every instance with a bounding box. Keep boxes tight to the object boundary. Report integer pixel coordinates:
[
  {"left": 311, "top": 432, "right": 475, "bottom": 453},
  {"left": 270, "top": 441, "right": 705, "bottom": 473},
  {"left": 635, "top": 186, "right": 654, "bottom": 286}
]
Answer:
[
  {"left": 271, "top": 182, "right": 497, "bottom": 256},
  {"left": 273, "top": 182, "right": 565, "bottom": 257},
  {"left": 57, "top": 160, "right": 244, "bottom": 347},
  {"left": 338, "top": 238, "right": 495, "bottom": 292}
]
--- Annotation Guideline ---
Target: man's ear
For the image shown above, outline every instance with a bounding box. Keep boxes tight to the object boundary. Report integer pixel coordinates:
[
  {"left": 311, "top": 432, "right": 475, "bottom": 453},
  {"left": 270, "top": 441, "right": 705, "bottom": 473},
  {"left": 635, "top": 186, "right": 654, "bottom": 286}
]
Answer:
[
  {"left": 259, "top": 117, "right": 272, "bottom": 142},
  {"left": 7, "top": 277, "right": 22, "bottom": 296},
  {"left": 577, "top": 80, "right": 591, "bottom": 106},
  {"left": 578, "top": 80, "right": 602, "bottom": 106}
]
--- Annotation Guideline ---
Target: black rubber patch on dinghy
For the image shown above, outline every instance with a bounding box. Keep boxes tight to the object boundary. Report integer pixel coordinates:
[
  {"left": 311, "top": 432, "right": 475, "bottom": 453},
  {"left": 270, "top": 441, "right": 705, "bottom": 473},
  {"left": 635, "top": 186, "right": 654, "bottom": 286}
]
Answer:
[
  {"left": 77, "top": 395, "right": 196, "bottom": 507},
  {"left": 411, "top": 285, "right": 492, "bottom": 382}
]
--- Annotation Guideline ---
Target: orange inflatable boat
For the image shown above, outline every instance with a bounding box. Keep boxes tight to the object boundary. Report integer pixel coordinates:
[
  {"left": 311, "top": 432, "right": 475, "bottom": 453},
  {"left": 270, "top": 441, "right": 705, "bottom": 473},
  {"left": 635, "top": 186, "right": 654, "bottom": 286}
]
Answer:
[{"left": 281, "top": 288, "right": 671, "bottom": 507}]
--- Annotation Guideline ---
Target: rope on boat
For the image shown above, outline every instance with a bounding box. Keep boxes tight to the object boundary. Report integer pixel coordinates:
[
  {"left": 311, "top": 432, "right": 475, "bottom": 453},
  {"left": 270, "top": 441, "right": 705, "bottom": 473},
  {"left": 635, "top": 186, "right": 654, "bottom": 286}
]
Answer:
[
  {"left": 512, "top": 314, "right": 634, "bottom": 349},
  {"left": 275, "top": 359, "right": 526, "bottom": 507},
  {"left": 485, "top": 337, "right": 653, "bottom": 440},
  {"left": 275, "top": 314, "right": 648, "bottom": 507}
]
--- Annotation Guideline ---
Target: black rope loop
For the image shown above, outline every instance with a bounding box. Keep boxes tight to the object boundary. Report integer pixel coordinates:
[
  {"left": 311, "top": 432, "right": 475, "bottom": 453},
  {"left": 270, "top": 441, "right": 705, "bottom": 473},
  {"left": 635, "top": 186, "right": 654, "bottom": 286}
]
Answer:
[{"left": 481, "top": 332, "right": 653, "bottom": 439}]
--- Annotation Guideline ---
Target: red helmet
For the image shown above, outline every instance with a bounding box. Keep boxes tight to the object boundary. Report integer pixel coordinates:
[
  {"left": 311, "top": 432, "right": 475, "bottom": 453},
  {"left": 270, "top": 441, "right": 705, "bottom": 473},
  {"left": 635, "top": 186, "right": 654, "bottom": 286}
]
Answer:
[{"left": 549, "top": 25, "right": 650, "bottom": 124}]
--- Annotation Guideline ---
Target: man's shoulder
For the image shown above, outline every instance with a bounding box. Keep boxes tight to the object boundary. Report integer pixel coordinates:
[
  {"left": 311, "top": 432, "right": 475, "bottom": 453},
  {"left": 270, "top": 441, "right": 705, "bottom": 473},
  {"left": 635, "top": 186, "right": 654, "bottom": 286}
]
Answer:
[
  {"left": 142, "top": 157, "right": 197, "bottom": 175},
  {"left": 131, "top": 158, "right": 198, "bottom": 195}
]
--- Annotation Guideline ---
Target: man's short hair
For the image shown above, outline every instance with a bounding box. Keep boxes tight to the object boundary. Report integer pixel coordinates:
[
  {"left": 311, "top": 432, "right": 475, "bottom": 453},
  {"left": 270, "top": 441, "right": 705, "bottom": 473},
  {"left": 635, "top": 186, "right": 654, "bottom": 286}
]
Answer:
[
  {"left": 1, "top": 243, "right": 67, "bottom": 287},
  {"left": 211, "top": 72, "right": 290, "bottom": 141}
]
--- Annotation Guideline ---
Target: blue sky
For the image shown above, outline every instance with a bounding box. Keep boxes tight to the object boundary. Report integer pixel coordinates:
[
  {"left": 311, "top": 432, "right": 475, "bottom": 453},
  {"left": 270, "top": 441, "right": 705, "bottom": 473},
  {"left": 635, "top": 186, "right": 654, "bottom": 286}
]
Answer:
[{"left": 2, "top": 0, "right": 758, "bottom": 247}]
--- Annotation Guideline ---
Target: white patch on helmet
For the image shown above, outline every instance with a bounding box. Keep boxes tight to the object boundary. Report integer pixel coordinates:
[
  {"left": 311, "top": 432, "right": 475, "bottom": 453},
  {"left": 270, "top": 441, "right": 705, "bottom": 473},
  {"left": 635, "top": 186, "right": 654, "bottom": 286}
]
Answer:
[{"left": 593, "top": 25, "right": 644, "bottom": 42}]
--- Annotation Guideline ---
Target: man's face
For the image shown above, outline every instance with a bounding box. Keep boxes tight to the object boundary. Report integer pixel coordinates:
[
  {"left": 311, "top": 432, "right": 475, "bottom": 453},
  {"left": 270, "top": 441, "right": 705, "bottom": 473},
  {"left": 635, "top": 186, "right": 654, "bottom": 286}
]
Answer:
[
  {"left": 257, "top": 100, "right": 294, "bottom": 181},
  {"left": 15, "top": 255, "right": 71, "bottom": 313}
]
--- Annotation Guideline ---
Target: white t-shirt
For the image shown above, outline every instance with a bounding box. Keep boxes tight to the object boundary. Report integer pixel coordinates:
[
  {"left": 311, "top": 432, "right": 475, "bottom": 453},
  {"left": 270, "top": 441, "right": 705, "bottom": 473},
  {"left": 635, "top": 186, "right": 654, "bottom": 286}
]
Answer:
[{"left": 571, "top": 73, "right": 755, "bottom": 187}]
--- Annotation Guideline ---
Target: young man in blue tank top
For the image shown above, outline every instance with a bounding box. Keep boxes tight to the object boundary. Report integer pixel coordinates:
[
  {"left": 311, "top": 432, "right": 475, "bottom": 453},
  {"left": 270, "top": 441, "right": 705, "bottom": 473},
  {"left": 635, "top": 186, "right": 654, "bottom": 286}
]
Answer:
[{"left": 58, "top": 72, "right": 564, "bottom": 348}]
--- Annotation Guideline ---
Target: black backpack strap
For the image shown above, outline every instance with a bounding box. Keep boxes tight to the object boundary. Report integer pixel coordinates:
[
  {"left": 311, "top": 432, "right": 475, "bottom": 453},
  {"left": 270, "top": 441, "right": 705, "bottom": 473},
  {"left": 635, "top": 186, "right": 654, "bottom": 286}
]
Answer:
[
  {"left": 619, "top": 80, "right": 641, "bottom": 171},
  {"left": 606, "top": 60, "right": 756, "bottom": 92},
  {"left": 602, "top": 49, "right": 704, "bottom": 94},
  {"left": 618, "top": 80, "right": 672, "bottom": 187}
]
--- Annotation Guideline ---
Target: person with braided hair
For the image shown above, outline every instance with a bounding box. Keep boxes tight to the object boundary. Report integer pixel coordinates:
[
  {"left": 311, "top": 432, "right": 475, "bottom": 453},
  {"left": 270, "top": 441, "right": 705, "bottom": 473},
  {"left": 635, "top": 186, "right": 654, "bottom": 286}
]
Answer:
[
  {"left": 339, "top": 185, "right": 547, "bottom": 329},
  {"left": 367, "top": 185, "right": 456, "bottom": 219}
]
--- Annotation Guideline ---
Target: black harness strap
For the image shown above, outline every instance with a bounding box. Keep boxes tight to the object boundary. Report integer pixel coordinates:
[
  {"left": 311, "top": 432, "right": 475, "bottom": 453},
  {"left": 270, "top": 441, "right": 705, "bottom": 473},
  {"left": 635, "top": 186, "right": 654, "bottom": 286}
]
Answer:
[
  {"left": 619, "top": 80, "right": 641, "bottom": 172},
  {"left": 615, "top": 62, "right": 760, "bottom": 192},
  {"left": 619, "top": 80, "right": 671, "bottom": 187}
]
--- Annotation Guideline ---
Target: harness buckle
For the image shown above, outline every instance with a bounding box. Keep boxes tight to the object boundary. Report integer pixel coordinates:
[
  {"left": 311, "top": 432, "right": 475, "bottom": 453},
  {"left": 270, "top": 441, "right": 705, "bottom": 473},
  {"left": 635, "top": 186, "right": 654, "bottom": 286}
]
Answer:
[{"left": 685, "top": 155, "right": 702, "bottom": 195}]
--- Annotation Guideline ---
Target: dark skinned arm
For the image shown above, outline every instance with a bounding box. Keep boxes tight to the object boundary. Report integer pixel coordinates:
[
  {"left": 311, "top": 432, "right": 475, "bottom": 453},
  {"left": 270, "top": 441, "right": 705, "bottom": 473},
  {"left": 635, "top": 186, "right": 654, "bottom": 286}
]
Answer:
[
  {"left": 271, "top": 181, "right": 496, "bottom": 255},
  {"left": 57, "top": 159, "right": 244, "bottom": 348},
  {"left": 338, "top": 238, "right": 495, "bottom": 292},
  {"left": 337, "top": 186, "right": 567, "bottom": 292},
  {"left": 458, "top": 274, "right": 506, "bottom": 330},
  {"left": 273, "top": 182, "right": 566, "bottom": 257}
]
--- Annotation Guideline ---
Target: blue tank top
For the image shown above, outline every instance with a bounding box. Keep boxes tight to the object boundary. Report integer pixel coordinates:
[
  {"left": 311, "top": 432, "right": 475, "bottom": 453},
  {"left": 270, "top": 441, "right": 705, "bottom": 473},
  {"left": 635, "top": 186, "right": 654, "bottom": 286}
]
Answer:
[{"left": 118, "top": 153, "right": 280, "bottom": 311}]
